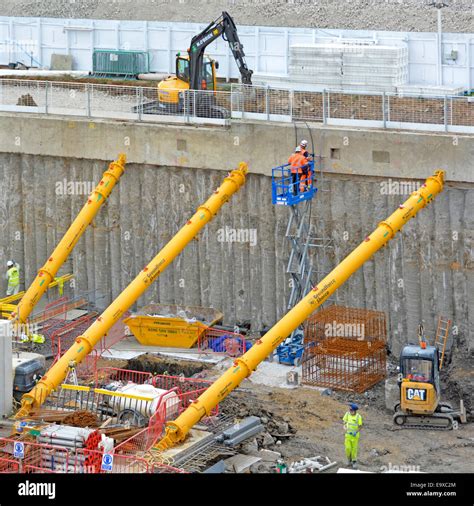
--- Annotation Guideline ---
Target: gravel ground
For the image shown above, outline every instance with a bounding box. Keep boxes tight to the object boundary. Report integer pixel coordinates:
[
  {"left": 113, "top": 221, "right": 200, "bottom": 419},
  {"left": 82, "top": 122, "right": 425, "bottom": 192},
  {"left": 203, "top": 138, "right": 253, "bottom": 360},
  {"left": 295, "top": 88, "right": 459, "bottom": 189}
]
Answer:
[
  {"left": 228, "top": 385, "right": 474, "bottom": 473},
  {"left": 1, "top": 0, "right": 473, "bottom": 33}
]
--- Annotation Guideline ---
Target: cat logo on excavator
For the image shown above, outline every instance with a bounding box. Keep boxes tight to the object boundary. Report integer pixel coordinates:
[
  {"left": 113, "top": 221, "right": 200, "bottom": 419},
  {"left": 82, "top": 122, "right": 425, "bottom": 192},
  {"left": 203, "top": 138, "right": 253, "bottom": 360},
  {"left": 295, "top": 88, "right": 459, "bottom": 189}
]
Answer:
[{"left": 406, "top": 388, "right": 427, "bottom": 401}]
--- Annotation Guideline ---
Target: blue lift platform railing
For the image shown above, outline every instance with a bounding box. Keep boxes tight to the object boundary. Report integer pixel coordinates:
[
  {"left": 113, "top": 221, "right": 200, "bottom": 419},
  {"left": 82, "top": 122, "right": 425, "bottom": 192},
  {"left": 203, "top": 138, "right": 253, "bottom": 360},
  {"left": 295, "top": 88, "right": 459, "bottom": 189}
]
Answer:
[{"left": 271, "top": 160, "right": 317, "bottom": 206}]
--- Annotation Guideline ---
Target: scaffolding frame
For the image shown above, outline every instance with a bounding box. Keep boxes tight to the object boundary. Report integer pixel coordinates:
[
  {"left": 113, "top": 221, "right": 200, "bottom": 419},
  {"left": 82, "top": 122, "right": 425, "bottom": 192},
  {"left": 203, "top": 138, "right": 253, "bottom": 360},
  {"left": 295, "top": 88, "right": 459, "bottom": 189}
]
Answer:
[{"left": 285, "top": 155, "right": 334, "bottom": 311}]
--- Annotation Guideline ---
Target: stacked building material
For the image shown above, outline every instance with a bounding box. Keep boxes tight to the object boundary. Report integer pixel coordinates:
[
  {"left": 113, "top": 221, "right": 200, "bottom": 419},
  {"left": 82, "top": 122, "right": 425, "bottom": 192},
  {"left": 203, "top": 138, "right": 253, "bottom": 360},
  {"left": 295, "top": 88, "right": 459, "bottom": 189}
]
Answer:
[
  {"left": 37, "top": 425, "right": 96, "bottom": 473},
  {"left": 289, "top": 42, "right": 408, "bottom": 92},
  {"left": 215, "top": 416, "right": 264, "bottom": 447}
]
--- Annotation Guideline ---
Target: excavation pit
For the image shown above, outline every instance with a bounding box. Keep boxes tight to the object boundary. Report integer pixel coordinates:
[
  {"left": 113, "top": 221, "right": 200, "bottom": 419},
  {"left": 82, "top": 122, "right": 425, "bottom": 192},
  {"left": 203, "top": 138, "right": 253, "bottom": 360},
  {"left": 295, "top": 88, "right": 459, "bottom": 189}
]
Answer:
[{"left": 125, "top": 353, "right": 211, "bottom": 378}]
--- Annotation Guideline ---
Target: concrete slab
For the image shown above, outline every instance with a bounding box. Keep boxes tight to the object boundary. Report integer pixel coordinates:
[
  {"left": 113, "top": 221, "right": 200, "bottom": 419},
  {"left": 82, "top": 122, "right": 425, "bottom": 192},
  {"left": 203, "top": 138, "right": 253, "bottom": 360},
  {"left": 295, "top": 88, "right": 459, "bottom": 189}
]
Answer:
[
  {"left": 203, "top": 460, "right": 226, "bottom": 473},
  {"left": 50, "top": 54, "right": 73, "bottom": 71},
  {"left": 245, "top": 361, "right": 301, "bottom": 389},
  {"left": 155, "top": 428, "right": 212, "bottom": 461},
  {"left": 64, "top": 309, "right": 88, "bottom": 321},
  {"left": 256, "top": 449, "right": 281, "bottom": 462},
  {"left": 224, "top": 454, "right": 261, "bottom": 473}
]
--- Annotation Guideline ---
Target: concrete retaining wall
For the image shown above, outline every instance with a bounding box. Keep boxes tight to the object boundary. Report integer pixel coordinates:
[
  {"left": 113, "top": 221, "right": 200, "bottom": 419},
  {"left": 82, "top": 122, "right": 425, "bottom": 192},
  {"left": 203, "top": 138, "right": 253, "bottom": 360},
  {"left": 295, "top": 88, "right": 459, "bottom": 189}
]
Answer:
[{"left": 0, "top": 113, "right": 472, "bottom": 354}]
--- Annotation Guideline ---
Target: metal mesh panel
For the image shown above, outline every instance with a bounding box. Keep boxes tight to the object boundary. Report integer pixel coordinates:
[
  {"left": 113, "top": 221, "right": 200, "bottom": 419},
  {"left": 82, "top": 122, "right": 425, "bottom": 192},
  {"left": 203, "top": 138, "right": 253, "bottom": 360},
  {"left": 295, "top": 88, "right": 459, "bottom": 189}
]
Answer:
[
  {"left": 48, "top": 82, "right": 87, "bottom": 116},
  {"left": 90, "top": 84, "right": 139, "bottom": 120},
  {"left": 292, "top": 90, "right": 323, "bottom": 121},
  {"left": 387, "top": 94, "right": 445, "bottom": 124},
  {"left": 302, "top": 339, "right": 386, "bottom": 393},
  {"left": 0, "top": 78, "right": 47, "bottom": 109},
  {"left": 327, "top": 91, "right": 384, "bottom": 121},
  {"left": 302, "top": 305, "right": 387, "bottom": 392},
  {"left": 449, "top": 96, "right": 474, "bottom": 127}
]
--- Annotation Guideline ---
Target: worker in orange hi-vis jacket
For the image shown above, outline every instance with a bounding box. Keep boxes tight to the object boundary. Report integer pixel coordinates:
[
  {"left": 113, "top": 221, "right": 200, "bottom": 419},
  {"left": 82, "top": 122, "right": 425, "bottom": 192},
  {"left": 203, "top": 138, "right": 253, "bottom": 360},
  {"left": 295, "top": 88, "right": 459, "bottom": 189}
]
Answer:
[
  {"left": 299, "top": 139, "right": 313, "bottom": 193},
  {"left": 288, "top": 146, "right": 307, "bottom": 195}
]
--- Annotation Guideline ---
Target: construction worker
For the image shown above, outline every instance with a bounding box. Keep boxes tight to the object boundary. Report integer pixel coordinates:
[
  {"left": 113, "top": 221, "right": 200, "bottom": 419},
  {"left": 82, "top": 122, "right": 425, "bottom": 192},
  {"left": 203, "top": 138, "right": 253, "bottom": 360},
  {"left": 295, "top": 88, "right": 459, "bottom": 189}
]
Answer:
[
  {"left": 288, "top": 146, "right": 307, "bottom": 195},
  {"left": 343, "top": 403, "right": 363, "bottom": 468},
  {"left": 6, "top": 260, "right": 20, "bottom": 296},
  {"left": 299, "top": 140, "right": 313, "bottom": 192},
  {"left": 299, "top": 139, "right": 312, "bottom": 161}
]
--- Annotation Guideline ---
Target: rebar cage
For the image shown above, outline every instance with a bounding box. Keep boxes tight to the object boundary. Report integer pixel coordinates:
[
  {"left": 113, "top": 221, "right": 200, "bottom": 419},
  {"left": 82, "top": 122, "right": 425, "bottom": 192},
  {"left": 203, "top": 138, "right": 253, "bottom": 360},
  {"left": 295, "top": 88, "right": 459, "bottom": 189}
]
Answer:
[{"left": 302, "top": 305, "right": 387, "bottom": 392}]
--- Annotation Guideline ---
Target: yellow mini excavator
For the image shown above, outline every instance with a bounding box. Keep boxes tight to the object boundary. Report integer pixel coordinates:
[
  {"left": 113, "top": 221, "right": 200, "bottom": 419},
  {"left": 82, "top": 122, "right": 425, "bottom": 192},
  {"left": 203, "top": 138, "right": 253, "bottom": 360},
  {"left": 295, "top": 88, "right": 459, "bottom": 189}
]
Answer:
[
  {"left": 134, "top": 11, "right": 253, "bottom": 118},
  {"left": 394, "top": 319, "right": 467, "bottom": 430}
]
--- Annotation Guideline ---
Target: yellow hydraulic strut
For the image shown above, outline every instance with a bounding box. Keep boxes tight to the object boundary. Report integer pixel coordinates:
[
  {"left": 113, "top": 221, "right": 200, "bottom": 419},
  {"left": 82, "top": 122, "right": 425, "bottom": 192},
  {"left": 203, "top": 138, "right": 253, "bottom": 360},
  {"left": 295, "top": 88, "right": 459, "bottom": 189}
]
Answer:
[
  {"left": 157, "top": 170, "right": 446, "bottom": 450},
  {"left": 10, "top": 154, "right": 127, "bottom": 330},
  {"left": 16, "top": 162, "right": 248, "bottom": 417}
]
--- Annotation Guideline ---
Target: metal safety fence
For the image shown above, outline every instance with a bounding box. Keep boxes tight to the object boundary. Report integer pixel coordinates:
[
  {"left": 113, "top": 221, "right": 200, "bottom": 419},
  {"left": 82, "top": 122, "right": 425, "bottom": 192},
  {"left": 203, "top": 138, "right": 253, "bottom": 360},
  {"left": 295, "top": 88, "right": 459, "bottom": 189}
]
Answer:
[
  {"left": 0, "top": 438, "right": 186, "bottom": 473},
  {"left": 1, "top": 78, "right": 473, "bottom": 132},
  {"left": 51, "top": 312, "right": 98, "bottom": 358},
  {"left": 0, "top": 456, "right": 20, "bottom": 473},
  {"left": 0, "top": 438, "right": 71, "bottom": 473}
]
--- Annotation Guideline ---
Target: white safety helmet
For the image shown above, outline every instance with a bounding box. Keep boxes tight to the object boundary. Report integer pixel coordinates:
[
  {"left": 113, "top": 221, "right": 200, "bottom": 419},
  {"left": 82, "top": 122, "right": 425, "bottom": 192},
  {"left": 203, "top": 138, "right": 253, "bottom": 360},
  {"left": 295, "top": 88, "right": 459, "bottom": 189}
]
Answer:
[
  {"left": 300, "top": 140, "right": 308, "bottom": 147},
  {"left": 7, "top": 260, "right": 14, "bottom": 268},
  {"left": 295, "top": 146, "right": 302, "bottom": 152}
]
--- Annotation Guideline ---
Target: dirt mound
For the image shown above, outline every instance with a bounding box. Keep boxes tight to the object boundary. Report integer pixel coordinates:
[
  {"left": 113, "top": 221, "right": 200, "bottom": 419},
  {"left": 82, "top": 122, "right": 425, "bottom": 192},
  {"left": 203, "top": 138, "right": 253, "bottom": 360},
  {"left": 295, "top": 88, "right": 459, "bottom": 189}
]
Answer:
[{"left": 125, "top": 353, "right": 210, "bottom": 377}]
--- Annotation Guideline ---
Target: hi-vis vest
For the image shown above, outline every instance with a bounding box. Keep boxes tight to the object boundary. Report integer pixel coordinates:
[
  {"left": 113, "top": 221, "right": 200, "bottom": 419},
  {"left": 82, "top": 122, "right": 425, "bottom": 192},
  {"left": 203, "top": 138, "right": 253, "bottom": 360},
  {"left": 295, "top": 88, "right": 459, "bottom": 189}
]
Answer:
[
  {"left": 7, "top": 266, "right": 19, "bottom": 287},
  {"left": 343, "top": 412, "right": 362, "bottom": 436}
]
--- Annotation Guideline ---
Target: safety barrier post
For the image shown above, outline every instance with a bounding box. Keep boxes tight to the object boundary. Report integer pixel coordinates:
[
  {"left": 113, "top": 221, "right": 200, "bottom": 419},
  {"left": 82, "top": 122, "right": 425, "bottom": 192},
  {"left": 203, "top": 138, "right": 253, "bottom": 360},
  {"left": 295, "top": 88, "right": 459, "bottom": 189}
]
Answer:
[
  {"left": 322, "top": 89, "right": 327, "bottom": 125},
  {"left": 265, "top": 85, "right": 270, "bottom": 120},
  {"left": 45, "top": 81, "right": 49, "bottom": 114},
  {"left": 289, "top": 88, "right": 293, "bottom": 121},
  {"left": 382, "top": 91, "right": 386, "bottom": 128},
  {"left": 137, "top": 86, "right": 143, "bottom": 121},
  {"left": 86, "top": 84, "right": 91, "bottom": 118},
  {"left": 444, "top": 95, "right": 448, "bottom": 132}
]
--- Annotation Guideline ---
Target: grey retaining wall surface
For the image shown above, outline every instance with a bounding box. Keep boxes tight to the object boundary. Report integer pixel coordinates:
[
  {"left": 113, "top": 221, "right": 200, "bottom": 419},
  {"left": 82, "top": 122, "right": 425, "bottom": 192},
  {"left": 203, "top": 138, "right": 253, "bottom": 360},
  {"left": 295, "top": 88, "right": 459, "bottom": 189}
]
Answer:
[{"left": 0, "top": 151, "right": 472, "bottom": 355}]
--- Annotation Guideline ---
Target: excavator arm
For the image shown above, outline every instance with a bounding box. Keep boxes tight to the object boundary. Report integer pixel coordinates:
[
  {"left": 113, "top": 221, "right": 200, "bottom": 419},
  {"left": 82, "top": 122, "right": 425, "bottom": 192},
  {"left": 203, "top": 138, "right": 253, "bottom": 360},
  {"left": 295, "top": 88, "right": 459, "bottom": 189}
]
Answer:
[
  {"left": 16, "top": 163, "right": 248, "bottom": 417},
  {"left": 157, "top": 170, "right": 446, "bottom": 450},
  {"left": 10, "top": 154, "right": 126, "bottom": 332},
  {"left": 189, "top": 11, "right": 253, "bottom": 89}
]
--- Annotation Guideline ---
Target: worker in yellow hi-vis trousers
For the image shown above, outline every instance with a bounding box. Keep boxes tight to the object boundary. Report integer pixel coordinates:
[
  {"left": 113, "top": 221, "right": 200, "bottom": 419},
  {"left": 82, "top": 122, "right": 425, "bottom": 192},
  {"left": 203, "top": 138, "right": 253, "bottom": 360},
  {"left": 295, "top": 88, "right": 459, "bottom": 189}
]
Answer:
[
  {"left": 343, "top": 403, "right": 363, "bottom": 468},
  {"left": 6, "top": 260, "right": 20, "bottom": 296}
]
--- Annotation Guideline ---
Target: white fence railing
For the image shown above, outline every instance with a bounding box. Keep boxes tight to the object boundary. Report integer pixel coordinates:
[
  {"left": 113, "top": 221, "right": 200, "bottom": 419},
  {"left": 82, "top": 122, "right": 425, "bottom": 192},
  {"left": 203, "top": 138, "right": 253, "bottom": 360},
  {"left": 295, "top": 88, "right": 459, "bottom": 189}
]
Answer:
[{"left": 0, "top": 79, "right": 473, "bottom": 133}]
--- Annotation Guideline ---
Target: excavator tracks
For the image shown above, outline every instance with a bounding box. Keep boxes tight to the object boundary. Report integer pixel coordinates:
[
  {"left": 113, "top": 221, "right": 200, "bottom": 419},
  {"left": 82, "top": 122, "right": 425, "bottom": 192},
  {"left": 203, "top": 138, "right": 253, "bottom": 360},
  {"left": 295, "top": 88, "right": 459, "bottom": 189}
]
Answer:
[{"left": 393, "top": 411, "right": 454, "bottom": 430}]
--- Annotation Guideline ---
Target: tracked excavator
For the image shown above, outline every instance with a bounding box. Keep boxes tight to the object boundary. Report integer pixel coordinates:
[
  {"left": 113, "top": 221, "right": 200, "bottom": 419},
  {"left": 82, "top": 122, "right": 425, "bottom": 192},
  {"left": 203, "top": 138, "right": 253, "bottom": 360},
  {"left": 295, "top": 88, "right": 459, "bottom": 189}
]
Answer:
[
  {"left": 156, "top": 171, "right": 446, "bottom": 450},
  {"left": 134, "top": 11, "right": 252, "bottom": 118},
  {"left": 15, "top": 163, "right": 248, "bottom": 417},
  {"left": 393, "top": 321, "right": 467, "bottom": 429}
]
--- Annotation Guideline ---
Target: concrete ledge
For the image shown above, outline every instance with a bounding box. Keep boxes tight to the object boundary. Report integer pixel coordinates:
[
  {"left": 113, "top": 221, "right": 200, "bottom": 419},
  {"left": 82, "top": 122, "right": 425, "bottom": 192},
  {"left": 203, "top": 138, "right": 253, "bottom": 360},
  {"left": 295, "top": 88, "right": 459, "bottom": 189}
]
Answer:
[{"left": 0, "top": 112, "right": 472, "bottom": 183}]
